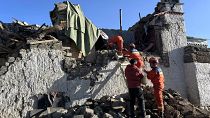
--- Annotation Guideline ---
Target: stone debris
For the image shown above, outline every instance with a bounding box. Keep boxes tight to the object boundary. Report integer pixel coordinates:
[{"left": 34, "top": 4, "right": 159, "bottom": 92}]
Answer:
[
  {"left": 27, "top": 88, "right": 210, "bottom": 118},
  {"left": 0, "top": 20, "right": 61, "bottom": 68}
]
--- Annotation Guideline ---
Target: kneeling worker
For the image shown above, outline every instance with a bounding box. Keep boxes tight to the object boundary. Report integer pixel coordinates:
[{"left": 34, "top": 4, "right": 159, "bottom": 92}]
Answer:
[
  {"left": 123, "top": 43, "right": 144, "bottom": 68},
  {"left": 108, "top": 35, "right": 124, "bottom": 56}
]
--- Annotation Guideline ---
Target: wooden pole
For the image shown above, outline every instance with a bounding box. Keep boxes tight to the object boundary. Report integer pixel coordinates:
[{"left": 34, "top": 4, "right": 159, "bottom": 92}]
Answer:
[
  {"left": 119, "top": 9, "right": 122, "bottom": 33},
  {"left": 139, "top": 12, "right": 142, "bottom": 20}
]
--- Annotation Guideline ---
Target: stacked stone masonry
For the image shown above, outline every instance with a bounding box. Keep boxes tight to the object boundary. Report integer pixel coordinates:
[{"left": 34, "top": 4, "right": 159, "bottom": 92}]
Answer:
[{"left": 184, "top": 46, "right": 210, "bottom": 63}]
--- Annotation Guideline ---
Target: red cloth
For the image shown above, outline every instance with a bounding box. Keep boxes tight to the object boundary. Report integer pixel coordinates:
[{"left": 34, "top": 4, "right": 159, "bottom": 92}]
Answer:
[
  {"left": 108, "top": 36, "right": 123, "bottom": 53},
  {"left": 146, "top": 67, "right": 164, "bottom": 111},
  {"left": 125, "top": 64, "right": 143, "bottom": 88}
]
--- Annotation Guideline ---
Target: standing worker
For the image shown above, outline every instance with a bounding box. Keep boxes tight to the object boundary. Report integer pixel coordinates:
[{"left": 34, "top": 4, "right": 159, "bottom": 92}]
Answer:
[
  {"left": 123, "top": 43, "right": 144, "bottom": 68},
  {"left": 125, "top": 59, "right": 146, "bottom": 118},
  {"left": 144, "top": 57, "right": 165, "bottom": 118},
  {"left": 108, "top": 35, "right": 124, "bottom": 56}
]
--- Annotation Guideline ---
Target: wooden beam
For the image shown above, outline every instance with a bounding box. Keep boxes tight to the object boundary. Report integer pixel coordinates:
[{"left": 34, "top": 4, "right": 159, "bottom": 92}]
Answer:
[{"left": 27, "top": 39, "right": 58, "bottom": 45}]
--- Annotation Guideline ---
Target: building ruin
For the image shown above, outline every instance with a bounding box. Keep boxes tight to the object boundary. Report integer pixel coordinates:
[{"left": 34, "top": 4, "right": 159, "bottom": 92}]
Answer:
[{"left": 0, "top": 0, "right": 210, "bottom": 118}]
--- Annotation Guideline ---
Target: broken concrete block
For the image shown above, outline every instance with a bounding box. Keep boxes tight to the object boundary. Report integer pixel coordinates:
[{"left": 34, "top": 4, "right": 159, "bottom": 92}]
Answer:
[
  {"left": 103, "top": 113, "right": 113, "bottom": 118},
  {"left": 0, "top": 66, "right": 7, "bottom": 75},
  {"left": 5, "top": 62, "right": 10, "bottom": 67},
  {"left": 100, "top": 95, "right": 111, "bottom": 103},
  {"left": 38, "top": 109, "right": 48, "bottom": 117},
  {"left": 111, "top": 99, "right": 126, "bottom": 112},
  {"left": 52, "top": 42, "right": 62, "bottom": 49},
  {"left": 84, "top": 108, "right": 95, "bottom": 118},
  {"left": 76, "top": 106, "right": 95, "bottom": 117},
  {"left": 66, "top": 52, "right": 72, "bottom": 57},
  {"left": 27, "top": 109, "right": 45, "bottom": 118},
  {"left": 91, "top": 115, "right": 99, "bottom": 118},
  {"left": 47, "top": 107, "right": 68, "bottom": 113},
  {"left": 7, "top": 57, "right": 15, "bottom": 63},
  {"left": 63, "top": 108, "right": 76, "bottom": 118},
  {"left": 73, "top": 115, "right": 84, "bottom": 118}
]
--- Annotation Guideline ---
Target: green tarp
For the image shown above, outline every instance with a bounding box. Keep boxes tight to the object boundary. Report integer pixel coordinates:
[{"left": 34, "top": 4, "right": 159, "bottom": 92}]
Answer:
[{"left": 64, "top": 1, "right": 101, "bottom": 56}]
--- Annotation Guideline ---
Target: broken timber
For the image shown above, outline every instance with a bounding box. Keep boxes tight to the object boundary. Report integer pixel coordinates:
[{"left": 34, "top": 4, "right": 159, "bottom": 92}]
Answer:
[{"left": 27, "top": 39, "right": 58, "bottom": 45}]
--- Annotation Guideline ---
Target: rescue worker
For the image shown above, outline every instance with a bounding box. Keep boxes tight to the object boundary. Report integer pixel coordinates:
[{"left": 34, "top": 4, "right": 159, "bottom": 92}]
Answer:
[
  {"left": 108, "top": 35, "right": 124, "bottom": 56},
  {"left": 125, "top": 59, "right": 146, "bottom": 118},
  {"left": 144, "top": 57, "right": 165, "bottom": 117},
  {"left": 123, "top": 43, "right": 144, "bottom": 68}
]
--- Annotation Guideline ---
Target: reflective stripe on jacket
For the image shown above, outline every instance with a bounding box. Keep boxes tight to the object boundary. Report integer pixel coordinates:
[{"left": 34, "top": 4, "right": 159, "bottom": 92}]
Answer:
[
  {"left": 147, "top": 67, "right": 164, "bottom": 88},
  {"left": 123, "top": 49, "right": 144, "bottom": 68}
]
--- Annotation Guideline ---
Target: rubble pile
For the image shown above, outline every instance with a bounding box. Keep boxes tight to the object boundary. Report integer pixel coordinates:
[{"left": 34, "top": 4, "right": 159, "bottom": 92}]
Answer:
[
  {"left": 28, "top": 88, "right": 210, "bottom": 118},
  {"left": 0, "top": 20, "right": 59, "bottom": 68},
  {"left": 61, "top": 50, "right": 123, "bottom": 97},
  {"left": 145, "top": 88, "right": 210, "bottom": 118},
  {"left": 0, "top": 20, "right": 63, "bottom": 75}
]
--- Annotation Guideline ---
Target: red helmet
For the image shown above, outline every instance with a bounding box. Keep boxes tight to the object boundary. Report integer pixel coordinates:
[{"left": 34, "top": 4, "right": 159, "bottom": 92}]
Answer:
[
  {"left": 149, "top": 57, "right": 158, "bottom": 63},
  {"left": 129, "top": 43, "right": 135, "bottom": 49}
]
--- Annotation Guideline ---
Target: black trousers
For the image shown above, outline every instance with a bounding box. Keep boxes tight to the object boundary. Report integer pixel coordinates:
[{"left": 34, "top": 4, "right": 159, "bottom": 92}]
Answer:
[{"left": 128, "top": 88, "right": 145, "bottom": 118}]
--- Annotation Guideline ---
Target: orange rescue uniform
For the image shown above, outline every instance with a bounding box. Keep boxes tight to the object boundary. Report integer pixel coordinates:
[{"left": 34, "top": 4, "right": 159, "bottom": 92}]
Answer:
[
  {"left": 146, "top": 67, "right": 164, "bottom": 111},
  {"left": 123, "top": 49, "right": 144, "bottom": 68},
  {"left": 108, "top": 36, "right": 123, "bottom": 54}
]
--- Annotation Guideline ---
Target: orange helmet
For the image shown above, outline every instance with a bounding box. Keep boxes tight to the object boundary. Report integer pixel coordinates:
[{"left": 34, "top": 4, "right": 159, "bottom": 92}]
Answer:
[
  {"left": 149, "top": 57, "right": 158, "bottom": 63},
  {"left": 129, "top": 43, "right": 135, "bottom": 49}
]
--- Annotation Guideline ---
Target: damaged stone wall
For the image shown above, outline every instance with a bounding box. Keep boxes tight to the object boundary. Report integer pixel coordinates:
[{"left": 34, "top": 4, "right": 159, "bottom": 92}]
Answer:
[
  {"left": 156, "top": 2, "right": 188, "bottom": 97},
  {"left": 0, "top": 40, "right": 128, "bottom": 117},
  {"left": 62, "top": 50, "right": 128, "bottom": 106},
  {"left": 0, "top": 42, "right": 65, "bottom": 118},
  {"left": 184, "top": 46, "right": 210, "bottom": 106}
]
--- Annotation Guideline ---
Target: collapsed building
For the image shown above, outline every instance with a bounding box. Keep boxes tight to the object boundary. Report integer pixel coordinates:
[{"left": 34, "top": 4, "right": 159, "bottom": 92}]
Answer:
[{"left": 0, "top": 0, "right": 210, "bottom": 118}]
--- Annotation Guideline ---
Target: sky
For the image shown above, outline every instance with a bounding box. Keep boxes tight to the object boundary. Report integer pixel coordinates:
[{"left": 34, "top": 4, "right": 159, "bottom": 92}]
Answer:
[{"left": 0, "top": 0, "right": 209, "bottom": 46}]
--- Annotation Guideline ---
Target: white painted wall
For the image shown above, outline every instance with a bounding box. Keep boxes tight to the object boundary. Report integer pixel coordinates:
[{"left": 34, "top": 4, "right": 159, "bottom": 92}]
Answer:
[
  {"left": 184, "top": 63, "right": 200, "bottom": 105},
  {"left": 160, "top": 12, "right": 188, "bottom": 97},
  {"left": 155, "top": 2, "right": 189, "bottom": 98},
  {"left": 160, "top": 51, "right": 187, "bottom": 98},
  {"left": 185, "top": 63, "right": 210, "bottom": 106}
]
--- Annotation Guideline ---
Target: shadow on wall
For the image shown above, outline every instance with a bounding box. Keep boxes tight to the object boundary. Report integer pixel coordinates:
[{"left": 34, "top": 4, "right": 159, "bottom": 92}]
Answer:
[
  {"left": 160, "top": 47, "right": 188, "bottom": 98},
  {"left": 90, "top": 63, "right": 121, "bottom": 98},
  {"left": 28, "top": 53, "right": 123, "bottom": 114},
  {"left": 47, "top": 62, "right": 121, "bottom": 107}
]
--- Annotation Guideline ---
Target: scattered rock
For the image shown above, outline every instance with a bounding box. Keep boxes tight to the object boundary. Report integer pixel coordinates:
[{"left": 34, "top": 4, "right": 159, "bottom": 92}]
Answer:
[
  {"left": 0, "top": 66, "right": 7, "bottom": 75},
  {"left": 7, "top": 57, "right": 15, "bottom": 63}
]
